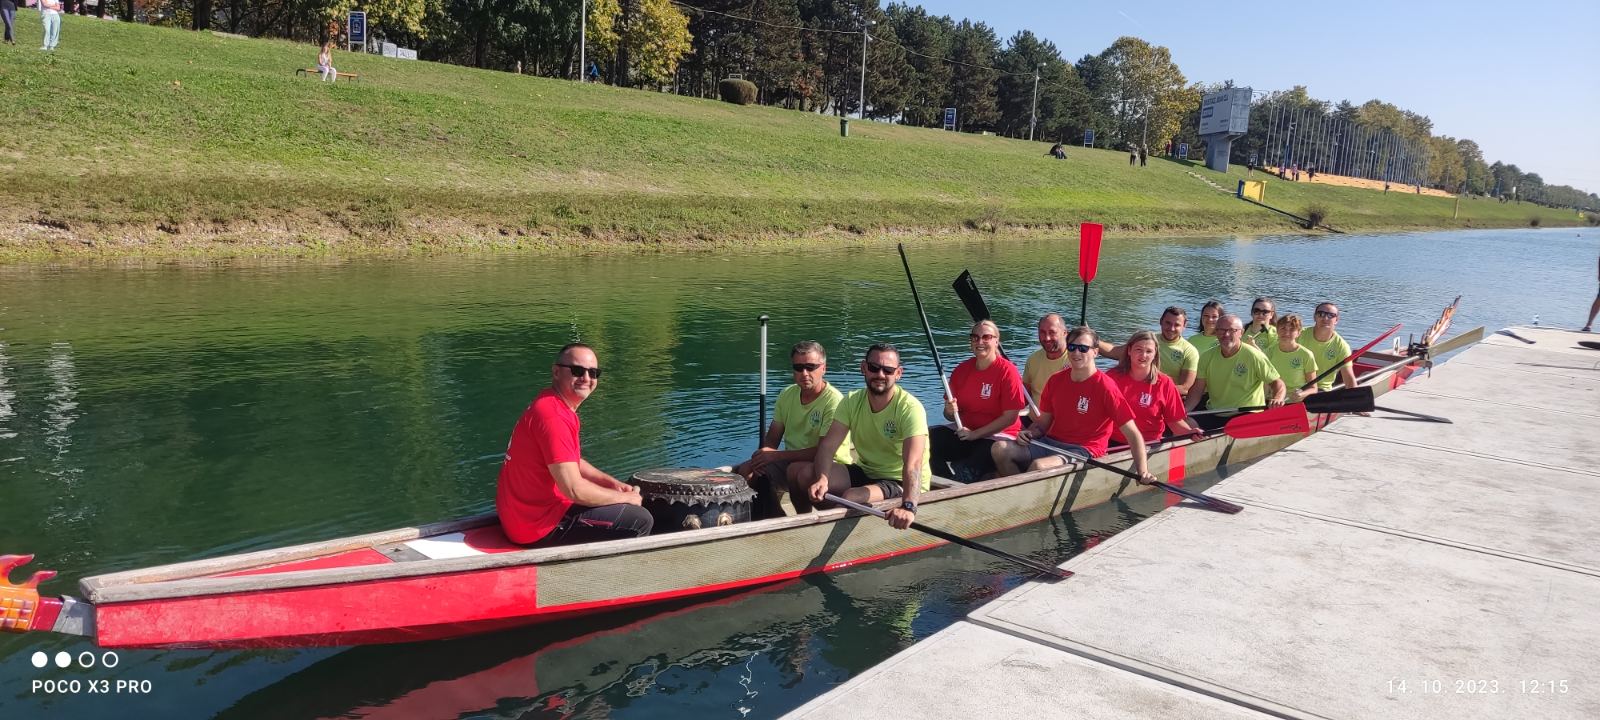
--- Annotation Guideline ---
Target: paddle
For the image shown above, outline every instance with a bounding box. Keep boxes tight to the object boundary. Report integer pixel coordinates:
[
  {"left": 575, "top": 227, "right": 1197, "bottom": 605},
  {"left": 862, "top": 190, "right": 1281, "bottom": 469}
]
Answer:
[
  {"left": 1579, "top": 340, "right": 1600, "bottom": 351},
  {"left": 824, "top": 493, "right": 1073, "bottom": 580},
  {"left": 1078, "top": 222, "right": 1103, "bottom": 326},
  {"left": 1371, "top": 405, "right": 1453, "bottom": 423},
  {"left": 1498, "top": 329, "right": 1536, "bottom": 344},
  {"left": 898, "top": 244, "right": 961, "bottom": 427},
  {"left": 1189, "top": 385, "right": 1375, "bottom": 416},
  {"left": 1302, "top": 323, "right": 1402, "bottom": 391},
  {"left": 1218, "top": 404, "right": 1312, "bottom": 439},
  {"left": 1031, "top": 437, "right": 1244, "bottom": 514},
  {"left": 758, "top": 314, "right": 769, "bottom": 442}
]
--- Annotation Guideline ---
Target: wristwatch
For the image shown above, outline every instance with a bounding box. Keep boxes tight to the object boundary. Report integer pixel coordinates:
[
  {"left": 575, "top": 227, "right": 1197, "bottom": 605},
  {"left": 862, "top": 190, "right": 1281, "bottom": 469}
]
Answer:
[{"left": 900, "top": 500, "right": 917, "bottom": 513}]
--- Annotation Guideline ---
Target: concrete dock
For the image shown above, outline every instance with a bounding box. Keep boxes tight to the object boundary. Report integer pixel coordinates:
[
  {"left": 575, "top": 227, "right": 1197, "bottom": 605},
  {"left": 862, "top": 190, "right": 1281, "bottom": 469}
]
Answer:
[{"left": 785, "top": 327, "right": 1599, "bottom": 720}]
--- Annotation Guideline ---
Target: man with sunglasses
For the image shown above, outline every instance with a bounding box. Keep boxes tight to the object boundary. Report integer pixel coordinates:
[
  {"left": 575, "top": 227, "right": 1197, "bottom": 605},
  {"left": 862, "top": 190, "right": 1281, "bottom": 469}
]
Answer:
[
  {"left": 732, "top": 341, "right": 854, "bottom": 518},
  {"left": 1300, "top": 303, "right": 1356, "bottom": 392},
  {"left": 496, "top": 343, "right": 653, "bottom": 546},
  {"left": 1184, "top": 315, "right": 1285, "bottom": 430},
  {"left": 795, "top": 344, "right": 931, "bottom": 530}
]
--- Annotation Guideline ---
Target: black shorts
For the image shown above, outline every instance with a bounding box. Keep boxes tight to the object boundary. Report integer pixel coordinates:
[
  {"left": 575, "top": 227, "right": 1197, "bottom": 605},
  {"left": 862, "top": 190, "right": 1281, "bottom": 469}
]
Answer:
[{"left": 846, "top": 464, "right": 904, "bottom": 499}]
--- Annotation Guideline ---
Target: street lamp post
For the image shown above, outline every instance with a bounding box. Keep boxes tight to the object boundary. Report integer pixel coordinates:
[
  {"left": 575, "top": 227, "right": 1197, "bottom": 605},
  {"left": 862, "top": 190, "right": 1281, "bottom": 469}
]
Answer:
[
  {"left": 858, "top": 18, "right": 874, "bottom": 120},
  {"left": 578, "top": 0, "right": 587, "bottom": 82},
  {"left": 1028, "top": 65, "right": 1040, "bottom": 142}
]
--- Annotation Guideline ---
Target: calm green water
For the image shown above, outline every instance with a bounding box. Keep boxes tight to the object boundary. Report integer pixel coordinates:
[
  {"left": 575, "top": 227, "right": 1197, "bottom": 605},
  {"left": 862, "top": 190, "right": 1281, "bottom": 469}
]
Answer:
[{"left": 1, "top": 228, "right": 1594, "bottom": 718}]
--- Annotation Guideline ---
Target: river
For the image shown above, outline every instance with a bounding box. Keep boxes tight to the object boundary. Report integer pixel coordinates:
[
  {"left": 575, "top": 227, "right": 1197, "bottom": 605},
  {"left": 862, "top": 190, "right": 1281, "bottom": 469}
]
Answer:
[{"left": 1, "top": 228, "right": 1594, "bottom": 718}]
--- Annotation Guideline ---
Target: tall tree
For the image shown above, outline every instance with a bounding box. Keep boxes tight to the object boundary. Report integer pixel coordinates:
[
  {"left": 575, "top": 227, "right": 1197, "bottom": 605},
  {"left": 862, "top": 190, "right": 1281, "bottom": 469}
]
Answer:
[
  {"left": 885, "top": 4, "right": 953, "bottom": 127},
  {"left": 1099, "top": 36, "right": 1190, "bottom": 151},
  {"left": 945, "top": 19, "right": 999, "bottom": 131}
]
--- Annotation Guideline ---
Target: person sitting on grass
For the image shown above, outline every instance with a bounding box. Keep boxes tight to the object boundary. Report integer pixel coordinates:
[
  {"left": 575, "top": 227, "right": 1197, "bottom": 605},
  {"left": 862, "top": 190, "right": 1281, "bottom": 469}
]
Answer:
[{"left": 1048, "top": 143, "right": 1066, "bottom": 160}]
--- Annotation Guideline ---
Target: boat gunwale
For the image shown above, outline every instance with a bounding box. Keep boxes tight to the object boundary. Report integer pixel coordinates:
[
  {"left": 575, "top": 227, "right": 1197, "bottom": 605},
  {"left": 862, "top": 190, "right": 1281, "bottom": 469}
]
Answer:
[{"left": 78, "top": 343, "right": 1447, "bottom": 606}]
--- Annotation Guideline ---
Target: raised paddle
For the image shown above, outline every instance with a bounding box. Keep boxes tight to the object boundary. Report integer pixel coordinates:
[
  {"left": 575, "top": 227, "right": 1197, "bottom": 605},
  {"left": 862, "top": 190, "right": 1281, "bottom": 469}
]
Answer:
[
  {"left": 1188, "top": 385, "right": 1375, "bottom": 416},
  {"left": 758, "top": 314, "right": 769, "bottom": 442},
  {"left": 898, "top": 244, "right": 961, "bottom": 427},
  {"left": 1078, "top": 222, "right": 1103, "bottom": 326},
  {"left": 1031, "top": 437, "right": 1244, "bottom": 514},
  {"left": 824, "top": 493, "right": 1073, "bottom": 580},
  {"left": 1302, "top": 323, "right": 1402, "bottom": 391},
  {"left": 952, "top": 269, "right": 1041, "bottom": 415}
]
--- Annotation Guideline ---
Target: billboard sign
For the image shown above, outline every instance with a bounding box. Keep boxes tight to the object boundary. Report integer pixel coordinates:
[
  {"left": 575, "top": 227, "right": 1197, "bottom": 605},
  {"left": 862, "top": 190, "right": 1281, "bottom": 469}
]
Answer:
[
  {"left": 943, "top": 108, "right": 957, "bottom": 131},
  {"left": 348, "top": 11, "right": 366, "bottom": 49},
  {"left": 1083, "top": 129, "right": 1094, "bottom": 147},
  {"left": 1198, "top": 87, "right": 1251, "bottom": 136}
]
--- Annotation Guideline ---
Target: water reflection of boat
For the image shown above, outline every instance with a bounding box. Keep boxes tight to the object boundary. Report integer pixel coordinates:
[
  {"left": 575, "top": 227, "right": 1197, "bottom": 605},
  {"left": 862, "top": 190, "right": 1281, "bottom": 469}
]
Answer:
[{"left": 5, "top": 328, "right": 1480, "bottom": 650}]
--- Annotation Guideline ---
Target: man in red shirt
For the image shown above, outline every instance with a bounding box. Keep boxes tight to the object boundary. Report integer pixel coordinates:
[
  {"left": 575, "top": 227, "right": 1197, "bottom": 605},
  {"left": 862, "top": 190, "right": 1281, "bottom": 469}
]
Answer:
[
  {"left": 992, "top": 327, "right": 1157, "bottom": 483},
  {"left": 496, "top": 343, "right": 652, "bottom": 546}
]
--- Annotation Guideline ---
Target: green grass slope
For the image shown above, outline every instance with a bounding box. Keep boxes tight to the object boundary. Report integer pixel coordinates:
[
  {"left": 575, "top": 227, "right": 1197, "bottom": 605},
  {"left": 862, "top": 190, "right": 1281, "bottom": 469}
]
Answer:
[{"left": 0, "top": 17, "right": 1582, "bottom": 259}]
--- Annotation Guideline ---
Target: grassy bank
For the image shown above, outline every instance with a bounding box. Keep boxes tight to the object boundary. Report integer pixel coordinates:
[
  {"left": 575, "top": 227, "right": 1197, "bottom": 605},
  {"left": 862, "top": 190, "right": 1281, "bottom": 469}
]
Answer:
[{"left": 0, "top": 17, "right": 1582, "bottom": 260}]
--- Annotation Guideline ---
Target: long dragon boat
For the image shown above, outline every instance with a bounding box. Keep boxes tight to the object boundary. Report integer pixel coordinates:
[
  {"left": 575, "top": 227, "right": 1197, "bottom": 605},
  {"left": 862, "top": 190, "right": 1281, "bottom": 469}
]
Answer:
[{"left": 1, "top": 324, "right": 1481, "bottom": 649}]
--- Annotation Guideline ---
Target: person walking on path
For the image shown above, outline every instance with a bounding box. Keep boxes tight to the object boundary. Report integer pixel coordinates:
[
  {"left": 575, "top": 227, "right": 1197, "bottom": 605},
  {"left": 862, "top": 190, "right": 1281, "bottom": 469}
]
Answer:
[
  {"left": 1583, "top": 255, "right": 1599, "bottom": 332},
  {"left": 39, "top": 0, "right": 62, "bottom": 51},
  {"left": 2, "top": 0, "right": 17, "bottom": 46}
]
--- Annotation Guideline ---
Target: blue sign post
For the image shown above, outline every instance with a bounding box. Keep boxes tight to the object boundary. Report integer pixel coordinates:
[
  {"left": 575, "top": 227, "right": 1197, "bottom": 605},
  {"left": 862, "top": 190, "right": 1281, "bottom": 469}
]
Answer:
[
  {"left": 348, "top": 12, "right": 366, "bottom": 52},
  {"left": 942, "top": 108, "right": 957, "bottom": 131},
  {"left": 1178, "top": 143, "right": 1190, "bottom": 159},
  {"left": 1083, "top": 129, "right": 1094, "bottom": 148}
]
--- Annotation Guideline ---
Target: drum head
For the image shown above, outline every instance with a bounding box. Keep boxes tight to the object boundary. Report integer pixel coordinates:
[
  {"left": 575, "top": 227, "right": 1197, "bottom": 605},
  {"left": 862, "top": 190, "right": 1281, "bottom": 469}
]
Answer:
[{"left": 631, "top": 468, "right": 754, "bottom": 504}]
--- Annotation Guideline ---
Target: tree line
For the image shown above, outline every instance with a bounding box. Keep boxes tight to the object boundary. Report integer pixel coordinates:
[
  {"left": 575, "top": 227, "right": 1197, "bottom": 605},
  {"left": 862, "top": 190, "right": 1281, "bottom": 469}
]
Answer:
[{"left": 76, "top": 0, "right": 1594, "bottom": 209}]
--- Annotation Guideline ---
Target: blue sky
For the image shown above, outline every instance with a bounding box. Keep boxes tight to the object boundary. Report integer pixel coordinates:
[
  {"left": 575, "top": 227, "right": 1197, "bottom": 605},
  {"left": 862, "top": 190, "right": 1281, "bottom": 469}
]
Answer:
[{"left": 911, "top": 1, "right": 1600, "bottom": 193}]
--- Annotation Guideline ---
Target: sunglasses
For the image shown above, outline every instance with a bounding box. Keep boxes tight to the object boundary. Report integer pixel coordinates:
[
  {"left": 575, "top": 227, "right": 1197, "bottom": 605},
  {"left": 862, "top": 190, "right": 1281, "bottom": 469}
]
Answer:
[
  {"left": 969, "top": 333, "right": 997, "bottom": 341},
  {"left": 1251, "top": 307, "right": 1272, "bottom": 315},
  {"left": 1315, "top": 310, "right": 1340, "bottom": 319},
  {"left": 864, "top": 361, "right": 899, "bottom": 375},
  {"left": 792, "top": 362, "right": 822, "bottom": 372},
  {"left": 1066, "top": 343, "right": 1094, "bottom": 354},
  {"left": 556, "top": 363, "right": 602, "bottom": 379}
]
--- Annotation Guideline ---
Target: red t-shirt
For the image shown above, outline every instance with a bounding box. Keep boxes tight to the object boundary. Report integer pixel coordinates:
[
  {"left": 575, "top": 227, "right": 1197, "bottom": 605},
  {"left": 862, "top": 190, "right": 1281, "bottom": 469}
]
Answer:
[
  {"left": 496, "top": 388, "right": 582, "bottom": 544},
  {"left": 1038, "top": 370, "right": 1134, "bottom": 457},
  {"left": 1107, "top": 368, "right": 1185, "bottom": 445},
  {"left": 948, "top": 356, "right": 1027, "bottom": 436}
]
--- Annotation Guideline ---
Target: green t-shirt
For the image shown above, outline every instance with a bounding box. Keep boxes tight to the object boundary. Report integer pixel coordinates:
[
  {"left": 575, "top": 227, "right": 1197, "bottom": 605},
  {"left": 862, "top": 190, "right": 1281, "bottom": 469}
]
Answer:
[
  {"left": 1267, "top": 344, "right": 1318, "bottom": 390},
  {"left": 834, "top": 386, "right": 932, "bottom": 491},
  {"left": 1156, "top": 334, "right": 1199, "bottom": 380},
  {"left": 1196, "top": 344, "right": 1281, "bottom": 410},
  {"left": 1022, "top": 348, "right": 1070, "bottom": 405},
  {"left": 1245, "top": 323, "right": 1279, "bottom": 352},
  {"left": 1299, "top": 330, "right": 1353, "bottom": 390},
  {"left": 1188, "top": 332, "right": 1219, "bottom": 358},
  {"left": 773, "top": 383, "right": 853, "bottom": 464}
]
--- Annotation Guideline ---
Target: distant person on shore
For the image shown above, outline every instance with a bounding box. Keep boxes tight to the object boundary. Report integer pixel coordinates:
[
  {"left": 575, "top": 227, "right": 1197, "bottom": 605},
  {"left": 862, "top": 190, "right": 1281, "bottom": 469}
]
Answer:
[
  {"left": 1583, "top": 255, "right": 1599, "bottom": 332},
  {"left": 1048, "top": 143, "right": 1066, "bottom": 160},
  {"left": 39, "top": 0, "right": 61, "bottom": 51},
  {"left": 316, "top": 41, "right": 338, "bottom": 82},
  {"left": 1165, "top": 140, "right": 1173, "bottom": 156},
  {"left": 1129, "top": 147, "right": 1137, "bottom": 166},
  {"left": 497, "top": 343, "right": 652, "bottom": 546},
  {"left": 1139, "top": 146, "right": 1148, "bottom": 166},
  {"left": 2, "top": 0, "right": 17, "bottom": 46}
]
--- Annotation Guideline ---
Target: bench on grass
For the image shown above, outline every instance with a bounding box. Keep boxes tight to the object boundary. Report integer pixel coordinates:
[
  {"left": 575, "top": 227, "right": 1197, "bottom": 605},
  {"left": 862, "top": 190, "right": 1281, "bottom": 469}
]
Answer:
[{"left": 295, "top": 68, "right": 361, "bottom": 82}]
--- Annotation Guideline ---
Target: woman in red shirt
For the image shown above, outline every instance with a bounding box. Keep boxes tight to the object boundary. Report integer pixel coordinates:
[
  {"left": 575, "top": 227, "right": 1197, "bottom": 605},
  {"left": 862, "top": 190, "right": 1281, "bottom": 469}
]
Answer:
[
  {"left": 993, "top": 326, "right": 1156, "bottom": 483},
  {"left": 930, "top": 320, "right": 1028, "bottom": 482},
  {"left": 1106, "top": 330, "right": 1200, "bottom": 449}
]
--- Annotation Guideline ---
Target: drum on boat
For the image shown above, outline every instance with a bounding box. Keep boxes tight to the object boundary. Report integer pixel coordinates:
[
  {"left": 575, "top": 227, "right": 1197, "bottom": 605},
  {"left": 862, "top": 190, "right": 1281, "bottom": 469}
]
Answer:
[{"left": 630, "top": 468, "right": 756, "bottom": 532}]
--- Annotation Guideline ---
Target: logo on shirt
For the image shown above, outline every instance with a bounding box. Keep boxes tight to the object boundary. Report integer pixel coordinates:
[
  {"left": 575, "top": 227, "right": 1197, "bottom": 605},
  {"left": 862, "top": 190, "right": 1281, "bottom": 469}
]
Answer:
[
  {"left": 979, "top": 382, "right": 993, "bottom": 399},
  {"left": 1167, "top": 349, "right": 1182, "bottom": 363},
  {"left": 1290, "top": 358, "right": 1303, "bottom": 369},
  {"left": 1076, "top": 396, "right": 1090, "bottom": 414},
  {"left": 883, "top": 420, "right": 899, "bottom": 439},
  {"left": 1324, "top": 348, "right": 1338, "bottom": 360},
  {"left": 1139, "top": 391, "right": 1153, "bottom": 407},
  {"left": 1233, "top": 362, "right": 1248, "bottom": 378},
  {"left": 807, "top": 410, "right": 822, "bottom": 429}
]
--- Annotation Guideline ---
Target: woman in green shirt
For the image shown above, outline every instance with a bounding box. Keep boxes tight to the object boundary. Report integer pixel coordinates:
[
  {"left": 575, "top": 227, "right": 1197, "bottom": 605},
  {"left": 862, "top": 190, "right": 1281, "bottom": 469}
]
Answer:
[{"left": 1188, "top": 300, "right": 1226, "bottom": 356}]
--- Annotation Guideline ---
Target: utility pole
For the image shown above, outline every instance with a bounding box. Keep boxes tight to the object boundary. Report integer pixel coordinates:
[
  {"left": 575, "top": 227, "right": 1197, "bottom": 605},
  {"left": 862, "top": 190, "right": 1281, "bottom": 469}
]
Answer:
[
  {"left": 858, "top": 18, "right": 873, "bottom": 120},
  {"left": 1028, "top": 65, "right": 1040, "bottom": 142},
  {"left": 578, "top": 0, "right": 587, "bottom": 82}
]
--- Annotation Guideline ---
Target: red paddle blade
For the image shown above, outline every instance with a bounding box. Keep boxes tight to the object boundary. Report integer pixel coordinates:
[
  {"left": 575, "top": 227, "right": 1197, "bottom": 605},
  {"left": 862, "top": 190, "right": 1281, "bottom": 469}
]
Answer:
[
  {"left": 1078, "top": 222, "right": 1103, "bottom": 284},
  {"left": 1224, "top": 405, "right": 1311, "bottom": 439}
]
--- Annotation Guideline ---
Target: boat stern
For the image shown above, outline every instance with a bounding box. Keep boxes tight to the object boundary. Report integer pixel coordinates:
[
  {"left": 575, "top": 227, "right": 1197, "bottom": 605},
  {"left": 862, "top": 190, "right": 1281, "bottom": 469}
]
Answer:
[{"left": 1, "top": 553, "right": 94, "bottom": 639}]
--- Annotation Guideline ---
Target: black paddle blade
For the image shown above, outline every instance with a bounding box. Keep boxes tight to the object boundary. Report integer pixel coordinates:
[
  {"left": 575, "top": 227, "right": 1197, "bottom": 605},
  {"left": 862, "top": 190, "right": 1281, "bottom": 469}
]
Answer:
[
  {"left": 952, "top": 270, "right": 992, "bottom": 322},
  {"left": 1578, "top": 340, "right": 1600, "bottom": 351},
  {"left": 1303, "top": 385, "right": 1375, "bottom": 414}
]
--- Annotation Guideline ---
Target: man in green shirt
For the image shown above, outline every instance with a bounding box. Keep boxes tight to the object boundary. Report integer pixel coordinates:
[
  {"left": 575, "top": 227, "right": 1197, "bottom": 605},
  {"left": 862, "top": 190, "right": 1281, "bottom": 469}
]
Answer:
[
  {"left": 1299, "top": 302, "right": 1356, "bottom": 392},
  {"left": 796, "top": 343, "right": 930, "bottom": 530},
  {"left": 1185, "top": 314, "right": 1285, "bottom": 431},
  {"left": 733, "top": 341, "right": 853, "bottom": 518},
  {"left": 1100, "top": 306, "right": 1200, "bottom": 394}
]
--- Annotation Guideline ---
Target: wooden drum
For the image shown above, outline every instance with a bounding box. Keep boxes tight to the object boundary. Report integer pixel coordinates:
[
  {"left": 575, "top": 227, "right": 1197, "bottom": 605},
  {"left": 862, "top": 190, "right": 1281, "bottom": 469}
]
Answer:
[{"left": 630, "top": 468, "right": 756, "bottom": 533}]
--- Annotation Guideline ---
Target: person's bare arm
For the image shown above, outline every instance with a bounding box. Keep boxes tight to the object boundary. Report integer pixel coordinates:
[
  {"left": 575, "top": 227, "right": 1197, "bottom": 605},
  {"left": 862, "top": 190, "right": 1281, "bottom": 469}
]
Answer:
[
  {"left": 1184, "top": 378, "right": 1208, "bottom": 412},
  {"left": 553, "top": 462, "right": 640, "bottom": 505},
  {"left": 809, "top": 421, "right": 850, "bottom": 502},
  {"left": 885, "top": 434, "right": 929, "bottom": 530}
]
